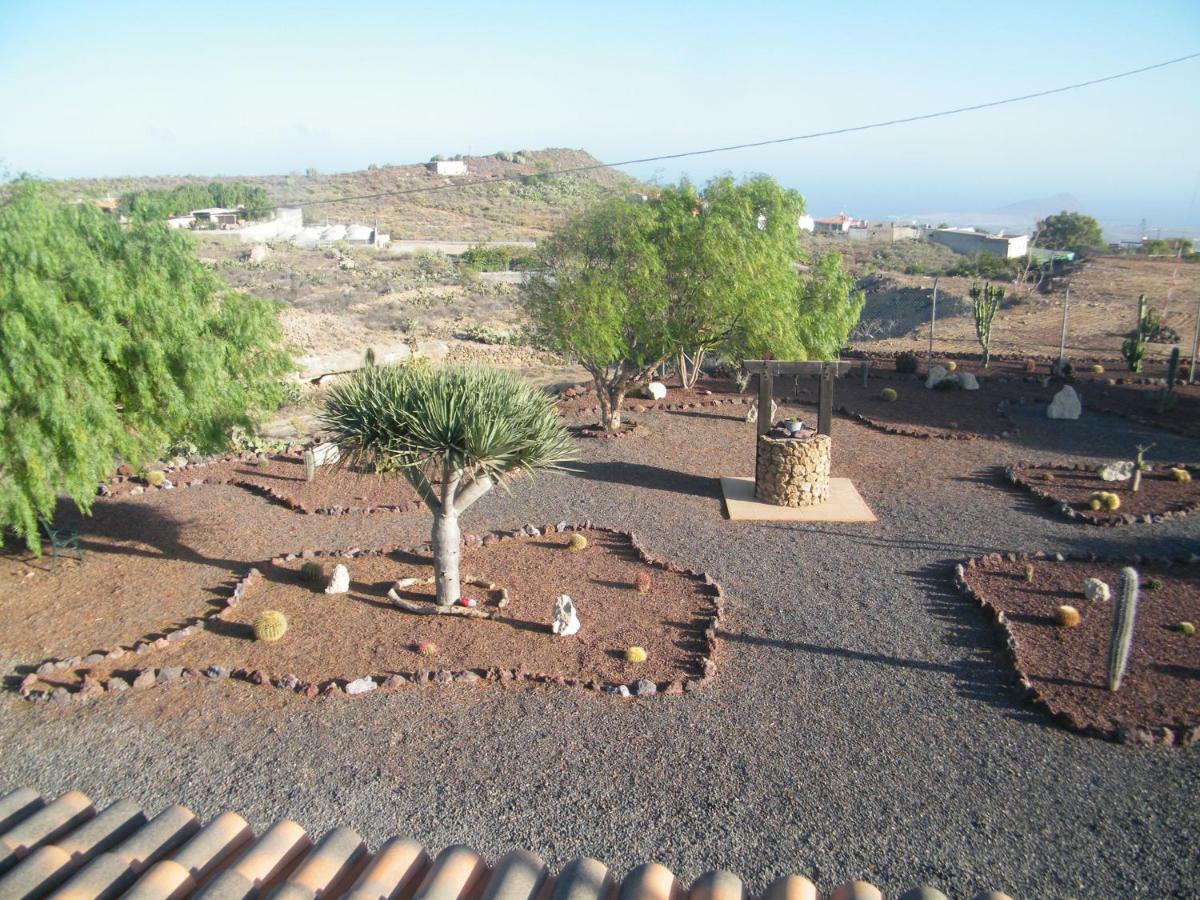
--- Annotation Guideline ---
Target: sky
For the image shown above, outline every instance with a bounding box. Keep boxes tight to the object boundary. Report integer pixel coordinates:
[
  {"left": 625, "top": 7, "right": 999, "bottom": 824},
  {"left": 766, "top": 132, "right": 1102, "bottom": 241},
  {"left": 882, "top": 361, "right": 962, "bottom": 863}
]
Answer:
[{"left": 2, "top": 0, "right": 1198, "bottom": 233}]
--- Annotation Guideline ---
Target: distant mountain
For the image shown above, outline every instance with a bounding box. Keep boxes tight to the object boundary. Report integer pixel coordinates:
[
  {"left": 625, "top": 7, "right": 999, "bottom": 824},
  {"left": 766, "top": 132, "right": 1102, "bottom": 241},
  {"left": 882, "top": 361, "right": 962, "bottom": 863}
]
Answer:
[{"left": 988, "top": 193, "right": 1081, "bottom": 218}]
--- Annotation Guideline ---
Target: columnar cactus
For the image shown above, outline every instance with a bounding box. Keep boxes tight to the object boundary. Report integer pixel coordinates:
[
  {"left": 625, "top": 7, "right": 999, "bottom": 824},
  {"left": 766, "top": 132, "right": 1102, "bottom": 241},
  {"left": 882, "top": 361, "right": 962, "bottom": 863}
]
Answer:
[
  {"left": 303, "top": 449, "right": 316, "bottom": 483},
  {"left": 1107, "top": 568, "right": 1139, "bottom": 691}
]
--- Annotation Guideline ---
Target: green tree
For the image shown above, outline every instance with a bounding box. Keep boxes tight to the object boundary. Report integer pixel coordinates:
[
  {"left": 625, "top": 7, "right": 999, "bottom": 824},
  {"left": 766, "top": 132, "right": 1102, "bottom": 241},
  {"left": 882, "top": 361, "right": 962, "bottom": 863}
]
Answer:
[
  {"left": 524, "top": 176, "right": 864, "bottom": 430},
  {"left": 0, "top": 183, "right": 291, "bottom": 550},
  {"left": 1035, "top": 210, "right": 1106, "bottom": 254},
  {"left": 322, "top": 365, "right": 575, "bottom": 607}
]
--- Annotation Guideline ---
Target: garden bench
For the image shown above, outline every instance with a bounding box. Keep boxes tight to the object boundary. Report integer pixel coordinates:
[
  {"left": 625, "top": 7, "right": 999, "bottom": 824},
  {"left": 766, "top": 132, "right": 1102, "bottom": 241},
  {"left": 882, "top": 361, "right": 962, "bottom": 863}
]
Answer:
[{"left": 39, "top": 519, "right": 84, "bottom": 573}]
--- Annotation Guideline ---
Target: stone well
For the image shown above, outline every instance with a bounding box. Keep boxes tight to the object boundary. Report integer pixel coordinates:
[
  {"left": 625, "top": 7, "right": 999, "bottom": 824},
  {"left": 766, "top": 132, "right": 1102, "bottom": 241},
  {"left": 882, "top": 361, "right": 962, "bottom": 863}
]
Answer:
[{"left": 755, "top": 434, "right": 831, "bottom": 507}]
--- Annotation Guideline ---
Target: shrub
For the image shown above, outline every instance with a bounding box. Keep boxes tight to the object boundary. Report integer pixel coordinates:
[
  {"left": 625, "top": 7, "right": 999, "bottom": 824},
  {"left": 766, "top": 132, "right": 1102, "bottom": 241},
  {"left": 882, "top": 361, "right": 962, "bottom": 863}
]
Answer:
[
  {"left": 880, "top": 387, "right": 898, "bottom": 402},
  {"left": 895, "top": 352, "right": 919, "bottom": 374},
  {"left": 254, "top": 610, "right": 288, "bottom": 642}
]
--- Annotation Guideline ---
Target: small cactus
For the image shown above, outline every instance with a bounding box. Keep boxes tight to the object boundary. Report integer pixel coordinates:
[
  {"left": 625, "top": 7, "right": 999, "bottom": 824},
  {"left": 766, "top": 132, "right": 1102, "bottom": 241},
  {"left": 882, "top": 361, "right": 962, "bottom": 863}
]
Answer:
[
  {"left": 1107, "top": 567, "right": 1139, "bottom": 691},
  {"left": 879, "top": 387, "right": 898, "bottom": 402},
  {"left": 146, "top": 470, "right": 166, "bottom": 487},
  {"left": 1089, "top": 497, "right": 1102, "bottom": 511},
  {"left": 567, "top": 533, "right": 588, "bottom": 551},
  {"left": 1090, "top": 491, "right": 1121, "bottom": 511},
  {"left": 415, "top": 640, "right": 438, "bottom": 657},
  {"left": 945, "top": 360, "right": 957, "bottom": 372},
  {"left": 634, "top": 571, "right": 651, "bottom": 593},
  {"left": 1091, "top": 364, "right": 1105, "bottom": 374},
  {"left": 300, "top": 561, "right": 324, "bottom": 583},
  {"left": 1023, "top": 563, "right": 1035, "bottom": 583},
  {"left": 257, "top": 457, "right": 270, "bottom": 469},
  {"left": 254, "top": 610, "right": 288, "bottom": 642},
  {"left": 1056, "top": 605, "right": 1081, "bottom": 627},
  {"left": 1144, "top": 576, "right": 1163, "bottom": 590},
  {"left": 1169, "top": 467, "right": 1192, "bottom": 483},
  {"left": 624, "top": 646, "right": 647, "bottom": 663},
  {"left": 1179, "top": 622, "right": 1196, "bottom": 636}
]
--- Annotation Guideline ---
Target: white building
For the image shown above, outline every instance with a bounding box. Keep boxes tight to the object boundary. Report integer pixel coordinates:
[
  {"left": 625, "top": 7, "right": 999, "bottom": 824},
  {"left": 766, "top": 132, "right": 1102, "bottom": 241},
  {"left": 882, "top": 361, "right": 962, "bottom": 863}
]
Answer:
[
  {"left": 429, "top": 160, "right": 467, "bottom": 176},
  {"left": 797, "top": 214, "right": 814, "bottom": 233},
  {"left": 928, "top": 228, "right": 1029, "bottom": 258},
  {"left": 848, "top": 221, "right": 920, "bottom": 243}
]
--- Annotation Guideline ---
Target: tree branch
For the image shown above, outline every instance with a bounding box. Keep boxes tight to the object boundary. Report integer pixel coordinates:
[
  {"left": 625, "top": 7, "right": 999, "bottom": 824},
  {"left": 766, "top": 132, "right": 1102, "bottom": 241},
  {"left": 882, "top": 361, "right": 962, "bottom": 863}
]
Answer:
[
  {"left": 405, "top": 467, "right": 442, "bottom": 513},
  {"left": 453, "top": 472, "right": 495, "bottom": 514}
]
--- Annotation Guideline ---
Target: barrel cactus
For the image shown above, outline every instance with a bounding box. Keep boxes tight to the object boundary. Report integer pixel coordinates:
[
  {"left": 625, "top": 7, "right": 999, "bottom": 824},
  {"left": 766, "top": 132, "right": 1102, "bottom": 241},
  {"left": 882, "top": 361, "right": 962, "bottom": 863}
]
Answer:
[
  {"left": 254, "top": 610, "right": 288, "bottom": 642},
  {"left": 300, "top": 561, "right": 324, "bottom": 583},
  {"left": 634, "top": 571, "right": 651, "bottom": 593},
  {"left": 568, "top": 533, "right": 588, "bottom": 551},
  {"left": 146, "top": 470, "right": 166, "bottom": 487},
  {"left": 624, "top": 646, "right": 647, "bottom": 663},
  {"left": 1170, "top": 467, "right": 1192, "bottom": 483},
  {"left": 1056, "top": 605, "right": 1081, "bottom": 627},
  {"left": 880, "top": 387, "right": 898, "bottom": 402}
]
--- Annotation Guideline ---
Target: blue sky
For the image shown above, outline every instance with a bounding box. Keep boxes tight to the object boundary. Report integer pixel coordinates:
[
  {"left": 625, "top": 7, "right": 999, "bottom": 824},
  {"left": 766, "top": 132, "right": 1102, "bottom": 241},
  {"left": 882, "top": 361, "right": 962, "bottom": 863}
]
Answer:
[{"left": 2, "top": 0, "right": 1198, "bottom": 230}]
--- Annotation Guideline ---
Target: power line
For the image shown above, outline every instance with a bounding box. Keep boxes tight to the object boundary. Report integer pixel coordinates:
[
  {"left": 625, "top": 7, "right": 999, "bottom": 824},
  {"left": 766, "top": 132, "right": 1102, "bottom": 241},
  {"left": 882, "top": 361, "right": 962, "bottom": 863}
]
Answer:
[{"left": 298, "top": 50, "right": 1200, "bottom": 210}]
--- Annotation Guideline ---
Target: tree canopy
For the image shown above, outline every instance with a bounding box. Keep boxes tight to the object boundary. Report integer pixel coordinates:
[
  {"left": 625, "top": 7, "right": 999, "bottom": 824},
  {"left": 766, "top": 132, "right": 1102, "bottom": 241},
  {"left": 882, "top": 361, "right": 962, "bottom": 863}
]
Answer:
[
  {"left": 121, "top": 182, "right": 273, "bottom": 221},
  {"left": 1035, "top": 210, "right": 1106, "bottom": 254},
  {"left": 0, "top": 182, "right": 292, "bottom": 549},
  {"left": 322, "top": 364, "right": 575, "bottom": 606},
  {"left": 523, "top": 175, "right": 863, "bottom": 428}
]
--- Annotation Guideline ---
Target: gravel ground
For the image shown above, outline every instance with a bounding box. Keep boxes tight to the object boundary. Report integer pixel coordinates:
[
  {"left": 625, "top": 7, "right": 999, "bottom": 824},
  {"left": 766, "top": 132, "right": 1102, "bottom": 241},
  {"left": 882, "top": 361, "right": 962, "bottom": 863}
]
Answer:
[{"left": 2, "top": 395, "right": 1199, "bottom": 899}]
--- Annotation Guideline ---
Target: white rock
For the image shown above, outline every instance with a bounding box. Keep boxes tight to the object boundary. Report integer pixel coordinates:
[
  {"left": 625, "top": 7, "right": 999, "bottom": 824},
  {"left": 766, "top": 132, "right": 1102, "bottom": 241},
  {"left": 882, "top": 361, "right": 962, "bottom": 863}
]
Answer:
[
  {"left": 415, "top": 339, "right": 450, "bottom": 360},
  {"left": 957, "top": 372, "right": 980, "bottom": 390},
  {"left": 311, "top": 442, "right": 340, "bottom": 466},
  {"left": 1099, "top": 461, "right": 1133, "bottom": 482},
  {"left": 1047, "top": 385, "right": 1082, "bottom": 420},
  {"left": 345, "top": 676, "right": 377, "bottom": 695},
  {"left": 325, "top": 563, "right": 350, "bottom": 594},
  {"left": 647, "top": 381, "right": 667, "bottom": 401},
  {"left": 551, "top": 594, "right": 581, "bottom": 636},
  {"left": 248, "top": 243, "right": 270, "bottom": 264},
  {"left": 925, "top": 365, "right": 948, "bottom": 389},
  {"left": 1083, "top": 577, "right": 1111, "bottom": 603}
]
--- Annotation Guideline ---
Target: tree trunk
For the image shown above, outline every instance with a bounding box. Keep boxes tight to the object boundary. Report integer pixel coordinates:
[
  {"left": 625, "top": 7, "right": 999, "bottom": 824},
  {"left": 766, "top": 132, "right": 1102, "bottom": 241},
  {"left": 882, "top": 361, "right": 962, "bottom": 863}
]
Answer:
[
  {"left": 677, "top": 349, "right": 706, "bottom": 389},
  {"left": 594, "top": 375, "right": 625, "bottom": 432},
  {"left": 431, "top": 510, "right": 462, "bottom": 606}
]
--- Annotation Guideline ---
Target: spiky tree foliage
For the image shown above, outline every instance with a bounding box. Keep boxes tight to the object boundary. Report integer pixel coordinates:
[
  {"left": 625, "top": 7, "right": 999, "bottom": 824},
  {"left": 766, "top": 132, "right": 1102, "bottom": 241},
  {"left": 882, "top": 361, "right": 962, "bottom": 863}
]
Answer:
[
  {"left": 0, "top": 182, "right": 291, "bottom": 551},
  {"left": 524, "top": 176, "right": 863, "bottom": 430},
  {"left": 969, "top": 282, "right": 1005, "bottom": 367},
  {"left": 322, "top": 364, "right": 575, "bottom": 606}
]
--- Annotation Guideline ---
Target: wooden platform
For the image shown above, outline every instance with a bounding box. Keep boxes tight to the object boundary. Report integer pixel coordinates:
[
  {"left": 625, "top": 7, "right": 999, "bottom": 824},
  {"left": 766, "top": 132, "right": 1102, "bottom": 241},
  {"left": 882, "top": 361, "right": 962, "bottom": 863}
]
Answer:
[
  {"left": 0, "top": 786, "right": 1008, "bottom": 900},
  {"left": 720, "top": 477, "right": 877, "bottom": 523}
]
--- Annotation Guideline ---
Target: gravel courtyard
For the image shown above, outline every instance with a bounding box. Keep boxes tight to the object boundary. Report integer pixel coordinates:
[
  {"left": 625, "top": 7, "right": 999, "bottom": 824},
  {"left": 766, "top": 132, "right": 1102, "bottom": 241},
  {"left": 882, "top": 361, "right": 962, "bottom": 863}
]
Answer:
[{"left": 2, "top": 399, "right": 1198, "bottom": 899}]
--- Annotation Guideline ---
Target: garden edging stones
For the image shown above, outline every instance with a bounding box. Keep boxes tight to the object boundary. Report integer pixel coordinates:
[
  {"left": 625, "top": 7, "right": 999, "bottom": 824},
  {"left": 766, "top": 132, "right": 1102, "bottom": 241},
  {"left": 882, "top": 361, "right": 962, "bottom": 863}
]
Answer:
[
  {"left": 1005, "top": 461, "right": 1200, "bottom": 526},
  {"left": 12, "top": 525, "right": 724, "bottom": 706},
  {"left": 953, "top": 550, "right": 1200, "bottom": 747}
]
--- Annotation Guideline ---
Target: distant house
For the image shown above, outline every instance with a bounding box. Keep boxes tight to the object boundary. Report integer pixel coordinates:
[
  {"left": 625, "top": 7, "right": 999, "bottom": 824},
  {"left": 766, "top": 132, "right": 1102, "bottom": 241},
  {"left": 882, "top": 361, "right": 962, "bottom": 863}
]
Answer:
[
  {"left": 928, "top": 228, "right": 1029, "bottom": 258},
  {"left": 429, "top": 160, "right": 468, "bottom": 176},
  {"left": 813, "top": 214, "right": 860, "bottom": 234},
  {"left": 166, "top": 215, "right": 195, "bottom": 229},
  {"left": 191, "top": 207, "right": 240, "bottom": 228},
  {"left": 848, "top": 221, "right": 920, "bottom": 243}
]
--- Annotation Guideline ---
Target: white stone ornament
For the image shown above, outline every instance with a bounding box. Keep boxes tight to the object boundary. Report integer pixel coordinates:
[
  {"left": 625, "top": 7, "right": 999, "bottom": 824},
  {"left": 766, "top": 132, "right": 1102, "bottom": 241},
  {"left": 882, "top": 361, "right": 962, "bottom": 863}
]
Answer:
[
  {"left": 1099, "top": 461, "right": 1133, "bottom": 482},
  {"left": 551, "top": 594, "right": 581, "bottom": 636},
  {"left": 1047, "top": 385, "right": 1082, "bottom": 420},
  {"left": 957, "top": 372, "right": 980, "bottom": 390},
  {"left": 325, "top": 563, "right": 350, "bottom": 594},
  {"left": 311, "top": 442, "right": 341, "bottom": 466},
  {"left": 647, "top": 382, "right": 668, "bottom": 401},
  {"left": 925, "top": 365, "right": 948, "bottom": 389},
  {"left": 1083, "top": 577, "right": 1111, "bottom": 604}
]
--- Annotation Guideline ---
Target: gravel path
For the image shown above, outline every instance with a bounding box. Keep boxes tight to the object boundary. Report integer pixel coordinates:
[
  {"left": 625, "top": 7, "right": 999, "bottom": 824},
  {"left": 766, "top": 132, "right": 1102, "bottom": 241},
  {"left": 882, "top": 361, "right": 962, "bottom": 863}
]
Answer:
[{"left": 2, "top": 394, "right": 1198, "bottom": 899}]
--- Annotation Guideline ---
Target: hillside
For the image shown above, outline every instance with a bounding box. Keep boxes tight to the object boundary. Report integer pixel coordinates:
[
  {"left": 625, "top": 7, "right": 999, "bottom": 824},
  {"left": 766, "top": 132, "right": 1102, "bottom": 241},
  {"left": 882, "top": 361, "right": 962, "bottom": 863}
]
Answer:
[{"left": 50, "top": 148, "right": 644, "bottom": 241}]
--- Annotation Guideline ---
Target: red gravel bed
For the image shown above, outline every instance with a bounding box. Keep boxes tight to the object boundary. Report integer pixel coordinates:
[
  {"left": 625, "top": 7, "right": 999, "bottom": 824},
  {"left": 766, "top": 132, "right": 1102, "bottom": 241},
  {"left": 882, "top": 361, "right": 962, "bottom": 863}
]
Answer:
[
  {"left": 1084, "top": 380, "right": 1200, "bottom": 441},
  {"left": 1007, "top": 463, "right": 1200, "bottom": 525},
  {"left": 556, "top": 377, "right": 752, "bottom": 418},
  {"left": 22, "top": 529, "right": 721, "bottom": 699},
  {"left": 103, "top": 453, "right": 422, "bottom": 515},
  {"left": 957, "top": 554, "right": 1200, "bottom": 745}
]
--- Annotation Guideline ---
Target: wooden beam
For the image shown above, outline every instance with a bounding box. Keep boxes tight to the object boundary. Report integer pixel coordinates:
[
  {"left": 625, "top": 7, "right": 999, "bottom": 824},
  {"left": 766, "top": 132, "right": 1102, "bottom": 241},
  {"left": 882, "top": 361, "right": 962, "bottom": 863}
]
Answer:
[
  {"left": 743, "top": 360, "right": 846, "bottom": 377},
  {"left": 756, "top": 371, "right": 771, "bottom": 437}
]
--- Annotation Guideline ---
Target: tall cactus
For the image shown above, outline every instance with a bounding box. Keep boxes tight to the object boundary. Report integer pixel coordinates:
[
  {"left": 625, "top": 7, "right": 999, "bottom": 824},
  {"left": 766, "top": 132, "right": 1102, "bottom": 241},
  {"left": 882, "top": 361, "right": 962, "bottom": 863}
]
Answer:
[
  {"left": 1121, "top": 294, "right": 1149, "bottom": 373},
  {"left": 303, "top": 448, "right": 316, "bottom": 483},
  {"left": 1107, "top": 567, "right": 1140, "bottom": 691}
]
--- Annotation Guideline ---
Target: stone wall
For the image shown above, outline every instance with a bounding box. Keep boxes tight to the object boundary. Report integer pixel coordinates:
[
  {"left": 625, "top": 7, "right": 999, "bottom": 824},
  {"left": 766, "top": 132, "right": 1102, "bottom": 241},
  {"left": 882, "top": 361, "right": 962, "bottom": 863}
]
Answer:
[{"left": 755, "top": 434, "right": 831, "bottom": 507}]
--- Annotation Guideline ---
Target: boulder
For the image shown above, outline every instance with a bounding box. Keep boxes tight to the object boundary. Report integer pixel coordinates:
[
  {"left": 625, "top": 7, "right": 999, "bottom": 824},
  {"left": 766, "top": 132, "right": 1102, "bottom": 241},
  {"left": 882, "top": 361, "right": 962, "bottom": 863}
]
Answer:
[
  {"left": 1083, "top": 577, "right": 1111, "bottom": 603},
  {"left": 1099, "top": 461, "right": 1133, "bottom": 482},
  {"left": 325, "top": 564, "right": 350, "bottom": 595},
  {"left": 551, "top": 594, "right": 581, "bottom": 636},
  {"left": 311, "top": 442, "right": 340, "bottom": 466},
  {"left": 646, "top": 382, "right": 668, "bottom": 401},
  {"left": 415, "top": 339, "right": 450, "bottom": 360},
  {"left": 957, "top": 372, "right": 980, "bottom": 390},
  {"left": 345, "top": 676, "right": 377, "bottom": 695},
  {"left": 925, "top": 365, "right": 948, "bottom": 389},
  {"left": 1047, "top": 385, "right": 1082, "bottom": 420}
]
